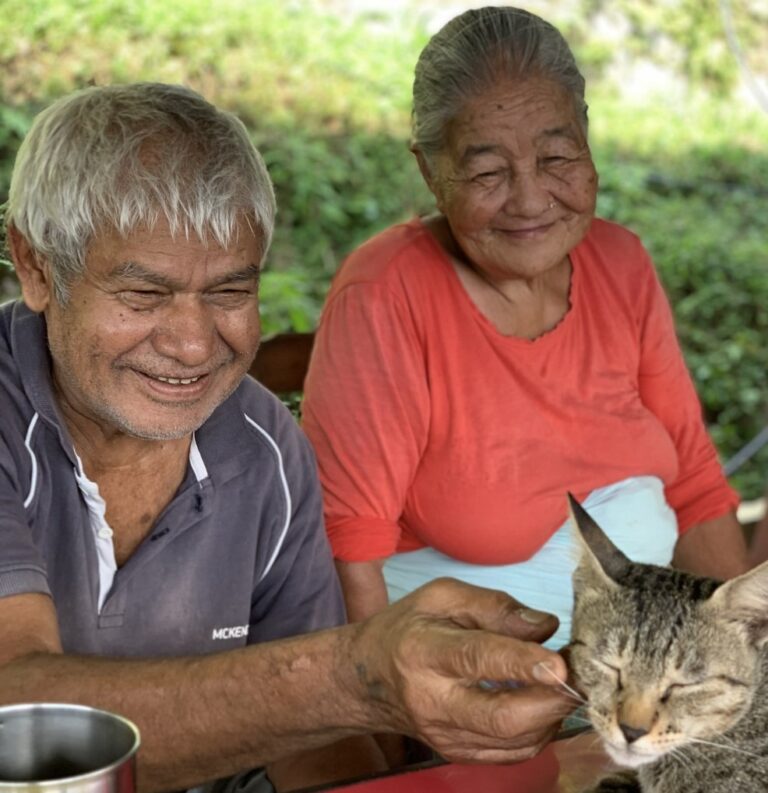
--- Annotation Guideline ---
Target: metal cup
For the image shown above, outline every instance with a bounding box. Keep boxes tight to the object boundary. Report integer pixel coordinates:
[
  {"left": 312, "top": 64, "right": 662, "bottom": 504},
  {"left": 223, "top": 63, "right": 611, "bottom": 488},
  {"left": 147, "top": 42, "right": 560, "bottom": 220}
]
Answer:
[{"left": 0, "top": 703, "right": 140, "bottom": 793}]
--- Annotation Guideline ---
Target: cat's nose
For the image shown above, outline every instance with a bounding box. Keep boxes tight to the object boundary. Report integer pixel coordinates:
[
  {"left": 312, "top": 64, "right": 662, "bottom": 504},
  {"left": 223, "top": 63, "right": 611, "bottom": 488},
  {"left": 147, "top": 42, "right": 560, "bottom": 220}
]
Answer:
[{"left": 619, "top": 723, "right": 648, "bottom": 744}]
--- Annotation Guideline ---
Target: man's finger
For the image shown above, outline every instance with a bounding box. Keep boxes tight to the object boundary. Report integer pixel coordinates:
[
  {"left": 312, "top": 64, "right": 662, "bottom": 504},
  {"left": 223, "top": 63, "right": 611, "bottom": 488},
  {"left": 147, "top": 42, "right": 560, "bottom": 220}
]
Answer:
[
  {"left": 412, "top": 579, "right": 560, "bottom": 644},
  {"left": 431, "top": 629, "right": 570, "bottom": 690},
  {"left": 416, "top": 685, "right": 571, "bottom": 760}
]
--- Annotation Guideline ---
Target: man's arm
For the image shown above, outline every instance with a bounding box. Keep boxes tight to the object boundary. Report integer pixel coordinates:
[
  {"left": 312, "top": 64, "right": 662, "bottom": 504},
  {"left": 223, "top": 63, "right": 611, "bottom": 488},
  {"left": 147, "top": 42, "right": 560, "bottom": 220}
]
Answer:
[{"left": 0, "top": 581, "right": 574, "bottom": 793}]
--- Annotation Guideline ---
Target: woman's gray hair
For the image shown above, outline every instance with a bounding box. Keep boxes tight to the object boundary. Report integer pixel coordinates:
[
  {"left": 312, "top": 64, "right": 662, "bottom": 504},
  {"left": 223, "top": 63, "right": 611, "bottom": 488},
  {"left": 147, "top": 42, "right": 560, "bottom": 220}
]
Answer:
[
  {"left": 412, "top": 6, "right": 588, "bottom": 166},
  {"left": 6, "top": 82, "right": 276, "bottom": 303}
]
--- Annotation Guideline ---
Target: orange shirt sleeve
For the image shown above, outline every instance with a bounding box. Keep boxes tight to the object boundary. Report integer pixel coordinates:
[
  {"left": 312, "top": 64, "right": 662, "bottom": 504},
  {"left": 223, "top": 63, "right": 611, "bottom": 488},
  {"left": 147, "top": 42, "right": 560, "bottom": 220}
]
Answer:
[{"left": 302, "top": 280, "right": 430, "bottom": 562}]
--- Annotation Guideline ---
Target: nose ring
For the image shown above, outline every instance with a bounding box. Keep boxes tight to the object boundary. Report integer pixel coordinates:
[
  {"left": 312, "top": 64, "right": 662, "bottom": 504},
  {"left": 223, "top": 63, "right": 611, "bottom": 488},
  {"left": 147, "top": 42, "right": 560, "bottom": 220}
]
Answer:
[{"left": 549, "top": 200, "right": 557, "bottom": 209}]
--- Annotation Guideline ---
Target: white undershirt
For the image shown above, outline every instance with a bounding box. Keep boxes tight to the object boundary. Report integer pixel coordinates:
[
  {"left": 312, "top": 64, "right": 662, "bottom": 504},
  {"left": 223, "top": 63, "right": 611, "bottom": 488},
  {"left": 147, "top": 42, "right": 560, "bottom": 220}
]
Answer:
[{"left": 73, "top": 434, "right": 208, "bottom": 613}]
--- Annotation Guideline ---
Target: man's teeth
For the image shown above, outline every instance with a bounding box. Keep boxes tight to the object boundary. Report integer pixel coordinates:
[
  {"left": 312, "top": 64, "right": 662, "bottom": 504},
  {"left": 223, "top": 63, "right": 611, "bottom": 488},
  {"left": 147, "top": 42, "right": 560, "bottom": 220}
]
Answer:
[{"left": 154, "top": 375, "right": 202, "bottom": 385}]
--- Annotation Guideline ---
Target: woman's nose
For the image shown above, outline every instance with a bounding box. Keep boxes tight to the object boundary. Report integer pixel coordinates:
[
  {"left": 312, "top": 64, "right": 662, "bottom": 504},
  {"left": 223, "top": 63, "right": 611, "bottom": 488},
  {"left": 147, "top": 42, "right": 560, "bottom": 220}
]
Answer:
[{"left": 502, "top": 170, "right": 553, "bottom": 216}]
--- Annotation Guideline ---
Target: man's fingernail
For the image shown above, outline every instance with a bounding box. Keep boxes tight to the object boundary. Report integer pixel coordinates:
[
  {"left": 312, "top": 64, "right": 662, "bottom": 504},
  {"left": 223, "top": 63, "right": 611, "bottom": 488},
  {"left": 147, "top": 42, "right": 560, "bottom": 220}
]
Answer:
[
  {"left": 517, "top": 607, "right": 550, "bottom": 624},
  {"left": 533, "top": 661, "right": 559, "bottom": 684}
]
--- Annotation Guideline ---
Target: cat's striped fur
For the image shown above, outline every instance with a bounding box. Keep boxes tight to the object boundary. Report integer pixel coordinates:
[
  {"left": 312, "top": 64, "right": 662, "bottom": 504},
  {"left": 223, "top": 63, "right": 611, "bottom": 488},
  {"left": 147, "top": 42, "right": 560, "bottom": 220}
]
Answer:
[{"left": 567, "top": 494, "right": 768, "bottom": 793}]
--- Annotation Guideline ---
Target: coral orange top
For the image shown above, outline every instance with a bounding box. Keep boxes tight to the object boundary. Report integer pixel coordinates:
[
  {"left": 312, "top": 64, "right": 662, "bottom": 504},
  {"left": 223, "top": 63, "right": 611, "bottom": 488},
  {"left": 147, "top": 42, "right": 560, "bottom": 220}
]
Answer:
[{"left": 302, "top": 218, "right": 739, "bottom": 564}]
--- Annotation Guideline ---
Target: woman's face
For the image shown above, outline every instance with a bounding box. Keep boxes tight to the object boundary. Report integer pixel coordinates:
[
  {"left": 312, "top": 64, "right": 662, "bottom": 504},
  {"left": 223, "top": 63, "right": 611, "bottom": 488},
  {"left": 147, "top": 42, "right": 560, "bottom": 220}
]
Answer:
[{"left": 425, "top": 76, "right": 598, "bottom": 280}]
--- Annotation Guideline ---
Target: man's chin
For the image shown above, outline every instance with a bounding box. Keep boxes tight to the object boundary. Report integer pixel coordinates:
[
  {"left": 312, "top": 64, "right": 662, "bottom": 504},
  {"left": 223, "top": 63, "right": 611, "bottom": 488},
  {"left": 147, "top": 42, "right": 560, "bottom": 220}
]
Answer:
[{"left": 95, "top": 402, "right": 216, "bottom": 441}]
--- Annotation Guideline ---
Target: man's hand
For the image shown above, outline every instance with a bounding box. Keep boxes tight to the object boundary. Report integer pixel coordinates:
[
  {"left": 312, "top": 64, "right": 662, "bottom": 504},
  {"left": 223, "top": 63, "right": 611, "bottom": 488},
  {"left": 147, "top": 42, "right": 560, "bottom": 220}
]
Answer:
[{"left": 343, "top": 578, "right": 576, "bottom": 764}]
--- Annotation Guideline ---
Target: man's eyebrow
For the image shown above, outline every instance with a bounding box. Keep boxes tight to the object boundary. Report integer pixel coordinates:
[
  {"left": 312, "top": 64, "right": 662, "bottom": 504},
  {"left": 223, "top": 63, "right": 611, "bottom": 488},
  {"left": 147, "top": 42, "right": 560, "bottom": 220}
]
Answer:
[
  {"left": 109, "top": 261, "right": 261, "bottom": 288},
  {"left": 208, "top": 263, "right": 261, "bottom": 287}
]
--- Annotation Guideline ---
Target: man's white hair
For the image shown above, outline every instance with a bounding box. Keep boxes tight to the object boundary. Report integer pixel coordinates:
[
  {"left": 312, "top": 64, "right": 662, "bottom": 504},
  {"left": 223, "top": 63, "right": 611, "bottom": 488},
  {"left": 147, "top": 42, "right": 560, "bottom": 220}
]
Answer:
[{"left": 7, "top": 82, "right": 276, "bottom": 302}]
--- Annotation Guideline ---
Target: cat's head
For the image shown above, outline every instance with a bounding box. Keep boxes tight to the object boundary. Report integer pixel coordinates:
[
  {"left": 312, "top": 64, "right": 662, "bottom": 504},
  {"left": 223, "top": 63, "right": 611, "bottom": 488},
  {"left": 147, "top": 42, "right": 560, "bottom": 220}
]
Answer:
[{"left": 567, "top": 493, "right": 768, "bottom": 769}]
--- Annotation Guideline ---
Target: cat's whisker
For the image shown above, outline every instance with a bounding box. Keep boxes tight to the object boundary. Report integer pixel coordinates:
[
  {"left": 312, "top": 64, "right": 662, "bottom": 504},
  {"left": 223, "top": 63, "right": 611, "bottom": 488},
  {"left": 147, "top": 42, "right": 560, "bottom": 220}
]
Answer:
[
  {"left": 716, "top": 733, "right": 741, "bottom": 750},
  {"left": 535, "top": 664, "right": 588, "bottom": 704},
  {"left": 686, "top": 737, "right": 766, "bottom": 761},
  {"left": 669, "top": 746, "right": 696, "bottom": 773}
]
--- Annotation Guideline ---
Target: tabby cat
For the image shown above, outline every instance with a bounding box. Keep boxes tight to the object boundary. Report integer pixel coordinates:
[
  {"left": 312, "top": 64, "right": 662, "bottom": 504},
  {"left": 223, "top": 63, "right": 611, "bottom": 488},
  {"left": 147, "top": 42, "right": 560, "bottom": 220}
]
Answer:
[{"left": 567, "top": 493, "right": 768, "bottom": 792}]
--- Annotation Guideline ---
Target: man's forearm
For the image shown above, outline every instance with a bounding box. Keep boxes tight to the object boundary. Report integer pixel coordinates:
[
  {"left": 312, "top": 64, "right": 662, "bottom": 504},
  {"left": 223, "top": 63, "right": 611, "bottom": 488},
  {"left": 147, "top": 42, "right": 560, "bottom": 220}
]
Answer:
[
  {"left": 0, "top": 581, "right": 577, "bottom": 793},
  {"left": 0, "top": 625, "right": 371, "bottom": 793}
]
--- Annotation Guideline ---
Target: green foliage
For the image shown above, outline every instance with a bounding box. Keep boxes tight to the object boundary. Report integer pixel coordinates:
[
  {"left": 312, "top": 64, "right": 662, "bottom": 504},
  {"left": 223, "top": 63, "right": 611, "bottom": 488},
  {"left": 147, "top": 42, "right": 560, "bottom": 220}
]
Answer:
[
  {"left": 1, "top": 0, "right": 767, "bottom": 498},
  {"left": 592, "top": 93, "right": 768, "bottom": 498},
  {"left": 259, "top": 124, "right": 431, "bottom": 330},
  {"left": 575, "top": 0, "right": 768, "bottom": 94}
]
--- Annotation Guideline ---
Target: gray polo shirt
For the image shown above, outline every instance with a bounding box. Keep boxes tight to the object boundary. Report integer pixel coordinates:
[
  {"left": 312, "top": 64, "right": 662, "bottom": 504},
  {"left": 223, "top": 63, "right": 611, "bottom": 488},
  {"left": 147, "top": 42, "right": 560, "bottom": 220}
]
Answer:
[{"left": 0, "top": 300, "right": 345, "bottom": 656}]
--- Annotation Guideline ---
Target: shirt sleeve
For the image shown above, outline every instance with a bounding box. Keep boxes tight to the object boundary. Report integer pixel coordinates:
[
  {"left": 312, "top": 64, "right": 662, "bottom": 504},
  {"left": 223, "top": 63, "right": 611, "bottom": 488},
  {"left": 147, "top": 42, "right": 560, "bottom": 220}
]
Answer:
[
  {"left": 248, "top": 420, "right": 347, "bottom": 640},
  {"left": 0, "top": 437, "right": 51, "bottom": 599},
  {"left": 635, "top": 248, "right": 740, "bottom": 533},
  {"left": 302, "top": 281, "right": 430, "bottom": 562}
]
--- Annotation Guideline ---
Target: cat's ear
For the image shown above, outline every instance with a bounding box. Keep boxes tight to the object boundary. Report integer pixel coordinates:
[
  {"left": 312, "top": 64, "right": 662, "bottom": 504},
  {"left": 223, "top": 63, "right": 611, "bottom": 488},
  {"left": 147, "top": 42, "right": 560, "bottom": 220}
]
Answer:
[
  {"left": 705, "top": 560, "right": 768, "bottom": 646},
  {"left": 568, "top": 492, "right": 631, "bottom": 584}
]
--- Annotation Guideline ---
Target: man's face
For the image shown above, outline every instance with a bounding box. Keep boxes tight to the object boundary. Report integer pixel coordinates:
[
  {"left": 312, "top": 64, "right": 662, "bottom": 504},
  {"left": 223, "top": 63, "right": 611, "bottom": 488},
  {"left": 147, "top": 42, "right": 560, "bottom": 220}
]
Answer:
[{"left": 42, "top": 219, "right": 263, "bottom": 441}]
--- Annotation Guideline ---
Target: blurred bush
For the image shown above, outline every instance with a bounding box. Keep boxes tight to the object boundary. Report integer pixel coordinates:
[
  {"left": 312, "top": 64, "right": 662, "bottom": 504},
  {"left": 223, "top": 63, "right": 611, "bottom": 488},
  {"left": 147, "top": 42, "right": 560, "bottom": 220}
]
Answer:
[{"left": 1, "top": 0, "right": 766, "bottom": 497}]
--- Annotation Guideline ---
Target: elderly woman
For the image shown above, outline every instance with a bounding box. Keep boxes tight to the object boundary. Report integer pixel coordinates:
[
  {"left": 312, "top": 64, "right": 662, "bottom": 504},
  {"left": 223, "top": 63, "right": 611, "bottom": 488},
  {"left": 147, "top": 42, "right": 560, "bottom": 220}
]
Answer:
[{"left": 302, "top": 6, "right": 748, "bottom": 647}]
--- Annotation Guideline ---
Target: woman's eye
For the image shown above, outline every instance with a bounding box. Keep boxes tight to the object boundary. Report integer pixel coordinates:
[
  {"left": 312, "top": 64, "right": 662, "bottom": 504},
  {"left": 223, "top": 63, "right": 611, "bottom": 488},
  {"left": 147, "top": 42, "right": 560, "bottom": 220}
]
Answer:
[
  {"left": 540, "top": 156, "right": 570, "bottom": 167},
  {"left": 470, "top": 169, "right": 505, "bottom": 185}
]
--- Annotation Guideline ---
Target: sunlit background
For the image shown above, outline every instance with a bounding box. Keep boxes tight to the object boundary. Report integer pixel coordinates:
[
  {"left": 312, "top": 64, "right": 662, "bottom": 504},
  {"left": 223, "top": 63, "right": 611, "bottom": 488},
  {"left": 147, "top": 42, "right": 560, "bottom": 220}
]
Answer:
[{"left": 1, "top": 0, "right": 766, "bottom": 500}]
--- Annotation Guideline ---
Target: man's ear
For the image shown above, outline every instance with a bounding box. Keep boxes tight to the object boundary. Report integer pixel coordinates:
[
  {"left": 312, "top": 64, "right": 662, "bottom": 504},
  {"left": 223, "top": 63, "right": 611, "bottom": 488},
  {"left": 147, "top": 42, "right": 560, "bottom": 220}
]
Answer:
[{"left": 7, "top": 225, "right": 54, "bottom": 312}]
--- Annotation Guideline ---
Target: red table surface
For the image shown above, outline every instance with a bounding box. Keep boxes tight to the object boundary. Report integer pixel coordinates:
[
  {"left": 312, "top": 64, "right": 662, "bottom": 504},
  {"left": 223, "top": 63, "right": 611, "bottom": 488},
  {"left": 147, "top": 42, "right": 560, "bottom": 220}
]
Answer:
[{"left": 322, "top": 731, "right": 616, "bottom": 793}]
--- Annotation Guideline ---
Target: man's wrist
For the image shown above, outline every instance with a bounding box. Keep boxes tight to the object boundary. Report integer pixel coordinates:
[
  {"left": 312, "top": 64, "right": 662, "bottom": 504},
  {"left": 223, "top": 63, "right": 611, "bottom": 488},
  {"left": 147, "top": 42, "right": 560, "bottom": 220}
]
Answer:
[{"left": 330, "top": 620, "right": 407, "bottom": 737}]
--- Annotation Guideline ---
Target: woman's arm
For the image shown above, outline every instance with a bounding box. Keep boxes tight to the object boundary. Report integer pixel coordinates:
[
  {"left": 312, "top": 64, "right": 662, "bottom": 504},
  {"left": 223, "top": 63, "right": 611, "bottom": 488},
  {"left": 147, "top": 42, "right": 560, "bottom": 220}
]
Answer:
[
  {"left": 303, "top": 279, "right": 431, "bottom": 588},
  {"left": 671, "top": 511, "right": 749, "bottom": 579},
  {"left": 633, "top": 245, "right": 746, "bottom": 575},
  {"left": 748, "top": 507, "right": 768, "bottom": 567},
  {"left": 335, "top": 559, "right": 390, "bottom": 622}
]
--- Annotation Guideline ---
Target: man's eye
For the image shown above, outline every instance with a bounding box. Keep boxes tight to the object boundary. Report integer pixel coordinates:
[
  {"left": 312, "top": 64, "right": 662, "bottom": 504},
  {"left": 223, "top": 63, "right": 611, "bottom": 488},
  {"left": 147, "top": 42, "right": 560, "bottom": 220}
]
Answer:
[
  {"left": 119, "top": 290, "right": 165, "bottom": 308},
  {"left": 208, "top": 289, "right": 255, "bottom": 306}
]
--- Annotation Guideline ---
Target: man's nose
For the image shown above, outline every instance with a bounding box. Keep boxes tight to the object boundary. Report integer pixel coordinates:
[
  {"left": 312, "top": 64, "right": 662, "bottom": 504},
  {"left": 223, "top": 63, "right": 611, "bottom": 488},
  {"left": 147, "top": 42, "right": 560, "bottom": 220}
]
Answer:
[{"left": 153, "top": 297, "right": 218, "bottom": 366}]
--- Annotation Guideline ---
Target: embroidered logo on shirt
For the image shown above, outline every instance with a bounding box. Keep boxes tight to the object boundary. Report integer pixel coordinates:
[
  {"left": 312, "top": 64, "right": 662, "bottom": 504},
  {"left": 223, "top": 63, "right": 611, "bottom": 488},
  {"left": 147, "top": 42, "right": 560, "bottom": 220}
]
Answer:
[{"left": 211, "top": 624, "right": 250, "bottom": 640}]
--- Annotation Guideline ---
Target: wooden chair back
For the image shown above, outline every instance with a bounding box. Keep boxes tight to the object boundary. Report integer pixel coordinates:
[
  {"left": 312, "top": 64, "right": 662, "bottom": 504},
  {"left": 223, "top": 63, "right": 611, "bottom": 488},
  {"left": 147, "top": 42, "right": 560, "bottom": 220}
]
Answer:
[{"left": 249, "top": 332, "right": 315, "bottom": 393}]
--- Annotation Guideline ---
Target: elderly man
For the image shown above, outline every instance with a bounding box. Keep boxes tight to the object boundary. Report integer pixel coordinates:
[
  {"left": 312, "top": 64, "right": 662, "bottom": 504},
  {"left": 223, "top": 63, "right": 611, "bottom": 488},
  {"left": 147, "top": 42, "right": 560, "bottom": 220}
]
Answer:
[{"left": 0, "top": 83, "right": 572, "bottom": 793}]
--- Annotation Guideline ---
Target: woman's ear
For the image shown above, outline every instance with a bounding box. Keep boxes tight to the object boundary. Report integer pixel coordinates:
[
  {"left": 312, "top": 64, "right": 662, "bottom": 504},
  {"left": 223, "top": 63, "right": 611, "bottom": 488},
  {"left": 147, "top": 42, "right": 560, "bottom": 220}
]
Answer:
[
  {"left": 412, "top": 147, "right": 446, "bottom": 212},
  {"left": 7, "top": 225, "right": 54, "bottom": 312},
  {"left": 412, "top": 147, "right": 435, "bottom": 190}
]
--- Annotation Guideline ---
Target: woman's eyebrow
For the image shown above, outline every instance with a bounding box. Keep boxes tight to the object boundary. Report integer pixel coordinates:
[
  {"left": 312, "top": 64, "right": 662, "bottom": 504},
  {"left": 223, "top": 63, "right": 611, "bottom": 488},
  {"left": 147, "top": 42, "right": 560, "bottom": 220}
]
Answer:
[
  {"left": 460, "top": 143, "right": 502, "bottom": 164},
  {"left": 459, "top": 127, "right": 580, "bottom": 164},
  {"left": 535, "top": 125, "right": 580, "bottom": 143}
]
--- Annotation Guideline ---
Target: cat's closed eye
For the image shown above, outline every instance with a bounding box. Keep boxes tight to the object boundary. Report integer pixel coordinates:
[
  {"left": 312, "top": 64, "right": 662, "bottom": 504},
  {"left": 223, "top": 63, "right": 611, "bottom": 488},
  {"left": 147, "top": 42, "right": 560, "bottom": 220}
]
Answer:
[
  {"left": 593, "top": 659, "right": 623, "bottom": 689},
  {"left": 660, "top": 675, "right": 751, "bottom": 703}
]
